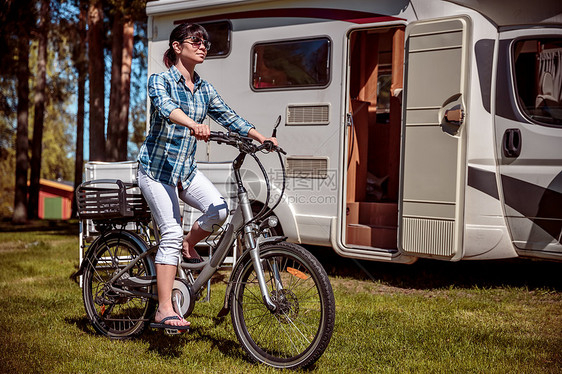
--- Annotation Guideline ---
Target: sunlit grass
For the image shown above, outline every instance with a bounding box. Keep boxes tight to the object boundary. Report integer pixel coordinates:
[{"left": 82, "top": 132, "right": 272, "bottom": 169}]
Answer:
[{"left": 0, "top": 221, "right": 560, "bottom": 373}]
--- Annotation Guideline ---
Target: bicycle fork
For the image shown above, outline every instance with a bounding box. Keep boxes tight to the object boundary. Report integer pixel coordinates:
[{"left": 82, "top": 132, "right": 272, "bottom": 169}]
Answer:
[{"left": 238, "top": 189, "right": 278, "bottom": 312}]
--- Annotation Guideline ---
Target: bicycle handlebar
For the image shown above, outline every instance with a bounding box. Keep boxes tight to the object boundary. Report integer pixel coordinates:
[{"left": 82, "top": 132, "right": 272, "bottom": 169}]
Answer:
[
  {"left": 207, "top": 130, "right": 286, "bottom": 228},
  {"left": 208, "top": 131, "right": 286, "bottom": 155}
]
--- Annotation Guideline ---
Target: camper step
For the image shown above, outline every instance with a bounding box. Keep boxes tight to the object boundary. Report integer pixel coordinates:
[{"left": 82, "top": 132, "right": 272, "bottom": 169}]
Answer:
[
  {"left": 346, "top": 223, "right": 397, "bottom": 249},
  {"left": 346, "top": 202, "right": 398, "bottom": 227}
]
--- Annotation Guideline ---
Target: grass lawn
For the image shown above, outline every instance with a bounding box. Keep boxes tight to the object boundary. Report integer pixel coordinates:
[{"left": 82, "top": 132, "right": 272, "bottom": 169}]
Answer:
[{"left": 0, "top": 220, "right": 560, "bottom": 373}]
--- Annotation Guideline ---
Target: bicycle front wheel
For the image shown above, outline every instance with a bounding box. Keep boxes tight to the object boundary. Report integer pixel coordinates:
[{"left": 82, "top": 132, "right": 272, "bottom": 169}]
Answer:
[
  {"left": 230, "top": 242, "right": 335, "bottom": 369},
  {"left": 82, "top": 233, "right": 156, "bottom": 339}
]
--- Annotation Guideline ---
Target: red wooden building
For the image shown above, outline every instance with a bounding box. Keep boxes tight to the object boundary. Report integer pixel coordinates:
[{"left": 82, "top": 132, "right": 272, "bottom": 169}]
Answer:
[{"left": 37, "top": 179, "right": 74, "bottom": 220}]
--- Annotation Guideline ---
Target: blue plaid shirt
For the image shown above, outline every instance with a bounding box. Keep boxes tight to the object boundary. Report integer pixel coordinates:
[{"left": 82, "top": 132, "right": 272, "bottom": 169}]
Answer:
[{"left": 138, "top": 65, "right": 254, "bottom": 189}]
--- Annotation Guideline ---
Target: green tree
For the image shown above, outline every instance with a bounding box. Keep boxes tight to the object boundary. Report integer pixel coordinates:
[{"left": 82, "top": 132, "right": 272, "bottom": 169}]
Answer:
[
  {"left": 1, "top": 0, "right": 83, "bottom": 220},
  {"left": 13, "top": 1, "right": 34, "bottom": 224},
  {"left": 0, "top": 0, "right": 18, "bottom": 217},
  {"left": 0, "top": 78, "right": 17, "bottom": 218},
  {"left": 67, "top": 0, "right": 88, "bottom": 217},
  {"left": 106, "top": 0, "right": 146, "bottom": 161},
  {"left": 39, "top": 1, "right": 85, "bottom": 182},
  {"left": 28, "top": 0, "right": 51, "bottom": 219},
  {"left": 88, "top": 0, "right": 105, "bottom": 161},
  {"left": 0, "top": 0, "right": 148, "bottom": 220}
]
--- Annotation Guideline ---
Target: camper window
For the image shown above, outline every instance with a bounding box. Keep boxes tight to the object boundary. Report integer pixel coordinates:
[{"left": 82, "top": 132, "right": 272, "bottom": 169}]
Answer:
[
  {"left": 252, "top": 37, "right": 331, "bottom": 90},
  {"left": 197, "top": 20, "right": 231, "bottom": 58},
  {"left": 514, "top": 38, "right": 562, "bottom": 126}
]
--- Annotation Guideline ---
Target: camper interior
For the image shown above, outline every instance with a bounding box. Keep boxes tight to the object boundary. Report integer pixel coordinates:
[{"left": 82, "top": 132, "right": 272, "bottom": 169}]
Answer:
[{"left": 345, "top": 26, "right": 405, "bottom": 249}]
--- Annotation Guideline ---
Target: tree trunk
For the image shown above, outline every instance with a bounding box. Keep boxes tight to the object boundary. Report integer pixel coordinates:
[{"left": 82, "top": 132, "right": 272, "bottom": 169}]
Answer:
[
  {"left": 88, "top": 0, "right": 105, "bottom": 161},
  {"left": 13, "top": 31, "right": 30, "bottom": 224},
  {"left": 72, "top": 2, "right": 88, "bottom": 218},
  {"left": 106, "top": 10, "right": 124, "bottom": 162},
  {"left": 118, "top": 18, "right": 134, "bottom": 161},
  {"left": 28, "top": 0, "right": 50, "bottom": 220}
]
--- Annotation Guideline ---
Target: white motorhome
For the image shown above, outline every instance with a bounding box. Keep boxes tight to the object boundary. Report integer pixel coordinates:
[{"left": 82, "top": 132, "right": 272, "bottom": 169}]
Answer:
[{"left": 145, "top": 0, "right": 562, "bottom": 263}]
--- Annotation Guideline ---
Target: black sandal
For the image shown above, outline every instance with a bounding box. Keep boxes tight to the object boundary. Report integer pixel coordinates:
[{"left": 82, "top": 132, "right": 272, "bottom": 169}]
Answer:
[{"left": 150, "top": 316, "right": 190, "bottom": 334}]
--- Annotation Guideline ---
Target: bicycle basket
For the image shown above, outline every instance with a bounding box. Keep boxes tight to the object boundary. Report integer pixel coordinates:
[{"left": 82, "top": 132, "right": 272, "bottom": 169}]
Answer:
[{"left": 75, "top": 179, "right": 150, "bottom": 222}]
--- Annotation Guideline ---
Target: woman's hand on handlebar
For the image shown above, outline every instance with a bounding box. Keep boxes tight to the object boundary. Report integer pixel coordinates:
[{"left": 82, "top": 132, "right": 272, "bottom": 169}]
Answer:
[
  {"left": 188, "top": 122, "right": 210, "bottom": 141},
  {"left": 248, "top": 129, "right": 278, "bottom": 148},
  {"left": 261, "top": 139, "right": 278, "bottom": 152},
  {"left": 262, "top": 137, "right": 278, "bottom": 146},
  {"left": 168, "top": 109, "right": 210, "bottom": 141}
]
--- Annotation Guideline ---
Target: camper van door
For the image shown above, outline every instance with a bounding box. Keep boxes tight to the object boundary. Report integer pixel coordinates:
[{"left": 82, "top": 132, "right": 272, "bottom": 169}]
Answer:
[
  {"left": 399, "top": 16, "right": 471, "bottom": 260},
  {"left": 494, "top": 28, "right": 562, "bottom": 257}
]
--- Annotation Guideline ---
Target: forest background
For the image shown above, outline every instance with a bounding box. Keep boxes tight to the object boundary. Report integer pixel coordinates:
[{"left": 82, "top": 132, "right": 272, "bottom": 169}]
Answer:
[{"left": 0, "top": 0, "right": 150, "bottom": 223}]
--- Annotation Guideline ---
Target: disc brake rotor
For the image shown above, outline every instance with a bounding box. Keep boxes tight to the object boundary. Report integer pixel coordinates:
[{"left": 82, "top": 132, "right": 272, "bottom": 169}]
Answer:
[{"left": 271, "top": 289, "right": 299, "bottom": 322}]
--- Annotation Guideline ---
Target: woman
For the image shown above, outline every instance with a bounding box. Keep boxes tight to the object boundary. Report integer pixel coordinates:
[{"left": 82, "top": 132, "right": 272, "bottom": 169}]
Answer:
[{"left": 138, "top": 23, "right": 277, "bottom": 330}]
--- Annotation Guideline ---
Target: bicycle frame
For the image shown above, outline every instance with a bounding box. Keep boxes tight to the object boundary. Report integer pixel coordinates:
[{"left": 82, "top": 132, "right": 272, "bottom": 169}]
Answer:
[
  {"left": 179, "top": 150, "right": 280, "bottom": 310},
  {"left": 93, "top": 136, "right": 284, "bottom": 312}
]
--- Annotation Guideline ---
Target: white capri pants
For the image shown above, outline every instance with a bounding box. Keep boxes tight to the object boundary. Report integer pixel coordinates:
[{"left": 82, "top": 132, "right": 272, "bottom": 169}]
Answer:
[{"left": 138, "top": 165, "right": 229, "bottom": 266}]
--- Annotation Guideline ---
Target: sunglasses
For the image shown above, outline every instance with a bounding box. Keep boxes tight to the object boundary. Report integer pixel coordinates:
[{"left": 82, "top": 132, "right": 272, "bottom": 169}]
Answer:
[{"left": 182, "top": 36, "right": 211, "bottom": 51}]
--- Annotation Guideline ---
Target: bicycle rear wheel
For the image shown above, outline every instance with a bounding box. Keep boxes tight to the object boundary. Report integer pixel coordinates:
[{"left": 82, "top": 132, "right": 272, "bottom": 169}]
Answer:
[
  {"left": 230, "top": 241, "right": 335, "bottom": 369},
  {"left": 82, "top": 233, "right": 156, "bottom": 339}
]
